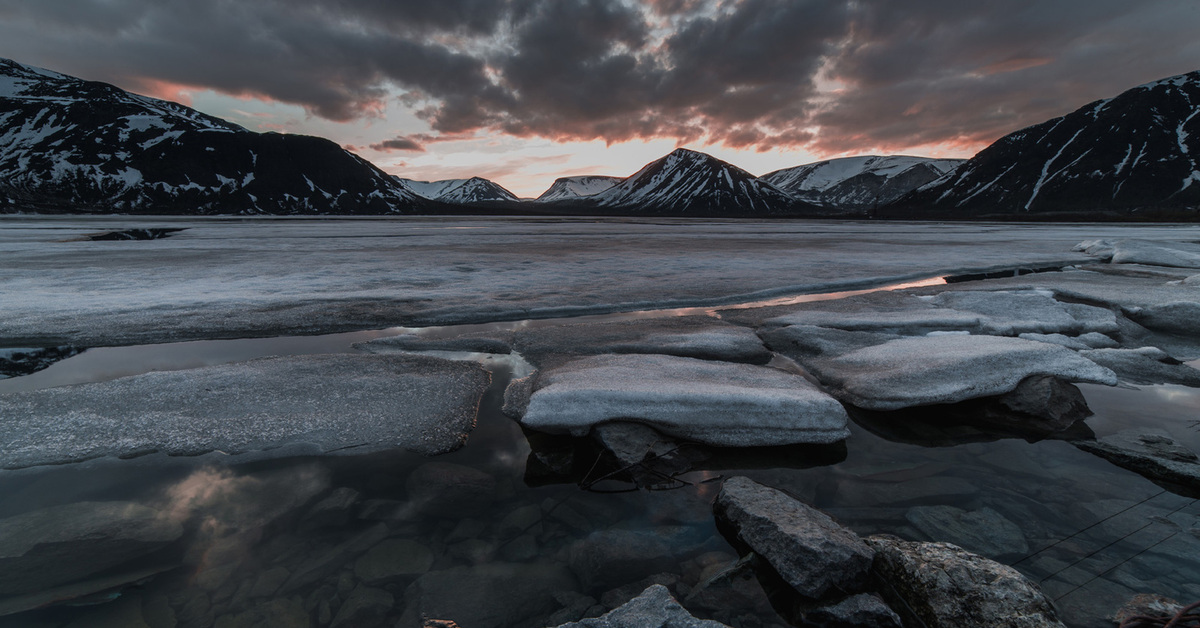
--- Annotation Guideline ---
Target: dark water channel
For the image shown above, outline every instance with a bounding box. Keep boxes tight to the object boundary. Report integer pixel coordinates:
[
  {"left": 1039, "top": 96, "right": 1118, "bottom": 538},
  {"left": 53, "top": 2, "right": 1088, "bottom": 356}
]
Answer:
[{"left": 1, "top": 279, "right": 1199, "bottom": 627}]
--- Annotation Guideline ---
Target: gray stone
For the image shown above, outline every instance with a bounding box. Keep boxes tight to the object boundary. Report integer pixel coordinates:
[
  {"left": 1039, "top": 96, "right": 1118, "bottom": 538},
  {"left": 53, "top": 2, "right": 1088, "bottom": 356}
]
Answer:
[
  {"left": 0, "top": 354, "right": 490, "bottom": 468},
  {"left": 1129, "top": 301, "right": 1200, "bottom": 336},
  {"left": 553, "top": 584, "right": 730, "bottom": 628},
  {"left": 993, "top": 375, "right": 1091, "bottom": 431},
  {"left": 397, "top": 562, "right": 578, "bottom": 628},
  {"left": 592, "top": 422, "right": 679, "bottom": 468},
  {"left": 406, "top": 461, "right": 497, "bottom": 517},
  {"left": 248, "top": 566, "right": 290, "bottom": 598},
  {"left": 356, "top": 333, "right": 513, "bottom": 355},
  {"left": 213, "top": 598, "right": 311, "bottom": 628},
  {"left": 331, "top": 585, "right": 394, "bottom": 628},
  {"left": 499, "top": 534, "right": 539, "bottom": 562},
  {"left": 0, "top": 501, "right": 183, "bottom": 599},
  {"left": 904, "top": 505, "right": 1029, "bottom": 559},
  {"left": 1081, "top": 347, "right": 1200, "bottom": 386},
  {"left": 806, "top": 593, "right": 902, "bottom": 628},
  {"left": 354, "top": 539, "right": 434, "bottom": 584},
  {"left": 568, "top": 529, "right": 678, "bottom": 591},
  {"left": 281, "top": 523, "right": 389, "bottom": 593},
  {"left": 499, "top": 504, "right": 544, "bottom": 538},
  {"left": 867, "top": 535, "right": 1065, "bottom": 628},
  {"left": 713, "top": 476, "right": 874, "bottom": 602},
  {"left": 522, "top": 354, "right": 851, "bottom": 447},
  {"left": 1110, "top": 593, "right": 1186, "bottom": 624},
  {"left": 502, "top": 374, "right": 535, "bottom": 418},
  {"left": 599, "top": 573, "right": 680, "bottom": 609},
  {"left": 1073, "top": 430, "right": 1200, "bottom": 496}
]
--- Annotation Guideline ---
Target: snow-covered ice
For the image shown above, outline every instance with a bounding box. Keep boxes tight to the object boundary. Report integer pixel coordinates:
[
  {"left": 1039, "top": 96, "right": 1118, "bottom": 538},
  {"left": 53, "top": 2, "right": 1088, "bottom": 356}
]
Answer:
[{"left": 520, "top": 354, "right": 851, "bottom": 447}]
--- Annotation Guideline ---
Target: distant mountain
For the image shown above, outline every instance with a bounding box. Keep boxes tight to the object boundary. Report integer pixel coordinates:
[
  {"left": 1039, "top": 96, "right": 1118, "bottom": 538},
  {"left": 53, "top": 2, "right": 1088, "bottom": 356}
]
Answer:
[
  {"left": 536, "top": 176, "right": 622, "bottom": 202},
  {"left": 887, "top": 71, "right": 1200, "bottom": 218},
  {"left": 585, "top": 148, "right": 800, "bottom": 215},
  {"left": 761, "top": 155, "right": 963, "bottom": 211},
  {"left": 0, "top": 57, "right": 429, "bottom": 214},
  {"left": 396, "top": 176, "right": 518, "bottom": 204}
]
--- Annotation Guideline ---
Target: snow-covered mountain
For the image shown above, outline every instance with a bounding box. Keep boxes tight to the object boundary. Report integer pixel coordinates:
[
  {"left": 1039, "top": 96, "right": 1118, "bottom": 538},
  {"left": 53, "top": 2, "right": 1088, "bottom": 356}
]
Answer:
[
  {"left": 395, "top": 177, "right": 518, "bottom": 204},
  {"left": 889, "top": 71, "right": 1200, "bottom": 217},
  {"left": 761, "top": 155, "right": 963, "bottom": 211},
  {"left": 586, "top": 148, "right": 799, "bottom": 215},
  {"left": 536, "top": 176, "right": 622, "bottom": 202},
  {"left": 0, "top": 57, "right": 429, "bottom": 214}
]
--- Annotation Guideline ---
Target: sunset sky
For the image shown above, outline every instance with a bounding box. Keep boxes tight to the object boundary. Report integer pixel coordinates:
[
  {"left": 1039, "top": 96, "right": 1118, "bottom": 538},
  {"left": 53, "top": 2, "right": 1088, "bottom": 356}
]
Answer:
[{"left": 2, "top": 0, "right": 1198, "bottom": 197}]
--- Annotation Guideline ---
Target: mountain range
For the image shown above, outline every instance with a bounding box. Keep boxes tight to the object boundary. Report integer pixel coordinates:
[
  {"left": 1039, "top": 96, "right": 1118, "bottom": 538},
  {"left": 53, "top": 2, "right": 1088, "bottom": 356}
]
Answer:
[{"left": 2, "top": 56, "right": 1198, "bottom": 219}]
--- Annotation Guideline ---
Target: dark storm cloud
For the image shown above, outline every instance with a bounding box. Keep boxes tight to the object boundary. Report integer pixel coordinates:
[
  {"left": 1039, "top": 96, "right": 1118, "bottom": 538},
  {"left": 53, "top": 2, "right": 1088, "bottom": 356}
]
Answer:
[
  {"left": 369, "top": 137, "right": 425, "bottom": 152},
  {"left": 2, "top": 0, "right": 1198, "bottom": 153}
]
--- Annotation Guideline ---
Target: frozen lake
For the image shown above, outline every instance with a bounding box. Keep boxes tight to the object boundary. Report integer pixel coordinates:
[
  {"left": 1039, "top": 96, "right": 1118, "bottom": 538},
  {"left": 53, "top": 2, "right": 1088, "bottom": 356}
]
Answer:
[{"left": 2, "top": 216, "right": 1200, "bottom": 628}]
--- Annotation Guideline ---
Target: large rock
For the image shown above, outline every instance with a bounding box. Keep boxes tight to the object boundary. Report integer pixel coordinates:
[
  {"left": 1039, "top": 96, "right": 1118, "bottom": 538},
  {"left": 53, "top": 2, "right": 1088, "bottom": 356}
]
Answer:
[
  {"left": 396, "top": 563, "right": 579, "bottom": 628},
  {"left": 1072, "top": 430, "right": 1200, "bottom": 496},
  {"left": 354, "top": 539, "right": 434, "bottom": 584},
  {"left": 553, "top": 584, "right": 729, "bottom": 628},
  {"left": 807, "top": 334, "right": 1116, "bottom": 410},
  {"left": 713, "top": 476, "right": 874, "bottom": 602},
  {"left": 0, "top": 354, "right": 490, "bottom": 468},
  {"left": 904, "top": 505, "right": 1029, "bottom": 559},
  {"left": 0, "top": 501, "right": 183, "bottom": 599},
  {"left": 521, "top": 354, "right": 851, "bottom": 447},
  {"left": 568, "top": 529, "right": 679, "bottom": 591},
  {"left": 866, "top": 535, "right": 1065, "bottom": 628},
  {"left": 330, "top": 585, "right": 394, "bottom": 628},
  {"left": 806, "top": 593, "right": 902, "bottom": 628}
]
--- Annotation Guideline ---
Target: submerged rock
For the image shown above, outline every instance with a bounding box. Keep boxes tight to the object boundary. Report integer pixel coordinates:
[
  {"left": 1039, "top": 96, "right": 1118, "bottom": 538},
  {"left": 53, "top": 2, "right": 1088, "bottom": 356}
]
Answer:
[
  {"left": 1072, "top": 430, "right": 1200, "bottom": 497},
  {"left": 521, "top": 354, "right": 850, "bottom": 447},
  {"left": 553, "top": 584, "right": 730, "bottom": 628},
  {"left": 568, "top": 529, "right": 678, "bottom": 591},
  {"left": 904, "top": 505, "right": 1029, "bottom": 559},
  {"left": 396, "top": 563, "right": 578, "bottom": 628},
  {"left": 807, "top": 334, "right": 1116, "bottom": 410},
  {"left": 406, "top": 462, "right": 497, "bottom": 518},
  {"left": 713, "top": 476, "right": 874, "bottom": 602},
  {"left": 0, "top": 501, "right": 183, "bottom": 600},
  {"left": 866, "top": 535, "right": 1065, "bottom": 628},
  {"left": 0, "top": 354, "right": 490, "bottom": 468}
]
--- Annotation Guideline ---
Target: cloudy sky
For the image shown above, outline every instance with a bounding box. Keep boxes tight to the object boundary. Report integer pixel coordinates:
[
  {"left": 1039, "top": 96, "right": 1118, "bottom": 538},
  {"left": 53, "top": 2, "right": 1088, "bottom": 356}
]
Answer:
[{"left": 2, "top": 0, "right": 1198, "bottom": 197}]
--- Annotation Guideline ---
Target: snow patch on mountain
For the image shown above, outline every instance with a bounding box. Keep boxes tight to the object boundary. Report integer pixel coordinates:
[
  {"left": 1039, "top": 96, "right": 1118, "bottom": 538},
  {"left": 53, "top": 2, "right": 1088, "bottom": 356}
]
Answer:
[
  {"left": 395, "top": 176, "right": 518, "bottom": 203},
  {"left": 761, "top": 155, "right": 964, "bottom": 210},
  {"left": 536, "top": 175, "right": 622, "bottom": 202}
]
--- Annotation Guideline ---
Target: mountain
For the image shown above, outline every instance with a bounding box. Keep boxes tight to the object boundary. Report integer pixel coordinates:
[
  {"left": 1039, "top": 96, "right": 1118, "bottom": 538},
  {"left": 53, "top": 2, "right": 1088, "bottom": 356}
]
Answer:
[
  {"left": 585, "top": 148, "right": 799, "bottom": 215},
  {"left": 396, "top": 177, "right": 518, "bottom": 204},
  {"left": 0, "top": 58, "right": 429, "bottom": 214},
  {"left": 887, "top": 71, "right": 1200, "bottom": 218},
  {"left": 761, "top": 155, "right": 963, "bottom": 211},
  {"left": 536, "top": 176, "right": 622, "bottom": 202}
]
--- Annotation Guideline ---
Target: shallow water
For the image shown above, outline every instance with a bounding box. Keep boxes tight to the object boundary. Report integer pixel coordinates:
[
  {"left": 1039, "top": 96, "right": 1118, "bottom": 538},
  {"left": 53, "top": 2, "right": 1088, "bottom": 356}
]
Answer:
[{"left": 1, "top": 280, "right": 1199, "bottom": 627}]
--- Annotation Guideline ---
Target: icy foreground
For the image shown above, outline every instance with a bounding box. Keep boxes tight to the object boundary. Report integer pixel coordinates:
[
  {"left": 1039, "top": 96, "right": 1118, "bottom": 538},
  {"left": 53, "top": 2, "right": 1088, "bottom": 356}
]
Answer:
[
  {"left": 0, "top": 354, "right": 488, "bottom": 468},
  {"left": 521, "top": 354, "right": 851, "bottom": 447}
]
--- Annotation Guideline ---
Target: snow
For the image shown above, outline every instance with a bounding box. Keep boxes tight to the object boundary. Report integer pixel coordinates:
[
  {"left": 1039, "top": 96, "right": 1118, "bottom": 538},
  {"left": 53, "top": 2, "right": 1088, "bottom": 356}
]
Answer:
[
  {"left": 0, "top": 354, "right": 490, "bottom": 468},
  {"left": 520, "top": 353, "right": 850, "bottom": 446},
  {"left": 1076, "top": 238, "right": 1200, "bottom": 268},
  {"left": 536, "top": 176, "right": 622, "bottom": 201},
  {"left": 762, "top": 155, "right": 963, "bottom": 193},
  {"left": 813, "top": 335, "right": 1117, "bottom": 410},
  {"left": 1025, "top": 127, "right": 1085, "bottom": 210}
]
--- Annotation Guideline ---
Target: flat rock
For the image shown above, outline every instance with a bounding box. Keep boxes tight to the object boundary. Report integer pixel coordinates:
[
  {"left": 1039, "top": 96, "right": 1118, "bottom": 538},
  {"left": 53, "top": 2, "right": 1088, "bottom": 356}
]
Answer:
[
  {"left": 514, "top": 316, "right": 772, "bottom": 366},
  {"left": 1073, "top": 430, "right": 1200, "bottom": 496},
  {"left": 553, "top": 584, "right": 730, "bottom": 628},
  {"left": 904, "top": 505, "right": 1029, "bottom": 559},
  {"left": 214, "top": 598, "right": 310, "bottom": 628},
  {"left": 406, "top": 462, "right": 496, "bottom": 518},
  {"left": 396, "top": 562, "right": 578, "bottom": 628},
  {"left": 714, "top": 476, "right": 874, "bottom": 602},
  {"left": 1081, "top": 347, "right": 1200, "bottom": 386},
  {"left": 0, "top": 354, "right": 490, "bottom": 468},
  {"left": 331, "top": 584, "right": 394, "bottom": 628},
  {"left": 354, "top": 539, "right": 434, "bottom": 584},
  {"left": 866, "top": 535, "right": 1065, "bottom": 628},
  {"left": 0, "top": 501, "right": 183, "bottom": 599},
  {"left": 806, "top": 593, "right": 902, "bottom": 628},
  {"left": 568, "top": 529, "right": 679, "bottom": 591},
  {"left": 521, "top": 354, "right": 850, "bottom": 447},
  {"left": 808, "top": 334, "right": 1117, "bottom": 410}
]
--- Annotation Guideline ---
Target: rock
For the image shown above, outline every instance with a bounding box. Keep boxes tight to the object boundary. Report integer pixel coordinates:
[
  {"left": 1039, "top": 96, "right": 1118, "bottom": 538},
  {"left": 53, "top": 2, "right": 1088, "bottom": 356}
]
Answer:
[
  {"left": 513, "top": 316, "right": 772, "bottom": 366},
  {"left": 992, "top": 375, "right": 1092, "bottom": 431},
  {"left": 397, "top": 562, "right": 578, "bottom": 628},
  {"left": 354, "top": 539, "right": 434, "bottom": 584},
  {"left": 213, "top": 597, "right": 311, "bottom": 628},
  {"left": 521, "top": 354, "right": 851, "bottom": 447},
  {"left": 713, "top": 476, "right": 874, "bottom": 602},
  {"left": 1110, "top": 593, "right": 1186, "bottom": 624},
  {"left": 502, "top": 374, "right": 535, "bottom": 418},
  {"left": 552, "top": 584, "right": 730, "bottom": 628},
  {"left": 0, "top": 501, "right": 183, "bottom": 599},
  {"left": 807, "top": 334, "right": 1116, "bottom": 410},
  {"left": 63, "top": 593, "right": 151, "bottom": 628},
  {"left": 904, "top": 505, "right": 1029, "bottom": 559},
  {"left": 177, "top": 593, "right": 214, "bottom": 628},
  {"left": 568, "top": 529, "right": 678, "bottom": 591},
  {"left": 545, "top": 591, "right": 599, "bottom": 626},
  {"left": 1081, "top": 347, "right": 1200, "bottom": 386},
  {"left": 406, "top": 462, "right": 496, "bottom": 517},
  {"left": 142, "top": 594, "right": 176, "bottom": 628},
  {"left": 592, "top": 422, "right": 679, "bottom": 468},
  {"left": 767, "top": 308, "right": 985, "bottom": 335},
  {"left": 0, "top": 354, "right": 491, "bottom": 468},
  {"left": 280, "top": 523, "right": 389, "bottom": 593},
  {"left": 830, "top": 476, "right": 978, "bottom": 506},
  {"left": 247, "top": 566, "right": 290, "bottom": 598},
  {"left": 356, "top": 333, "right": 513, "bottom": 355},
  {"left": 1073, "top": 430, "right": 1200, "bottom": 497},
  {"left": 300, "top": 487, "right": 360, "bottom": 531},
  {"left": 866, "top": 535, "right": 1065, "bottom": 628},
  {"left": 599, "top": 573, "right": 680, "bottom": 609},
  {"left": 330, "top": 585, "right": 394, "bottom": 628},
  {"left": 498, "top": 504, "right": 544, "bottom": 538},
  {"left": 499, "top": 534, "right": 539, "bottom": 562},
  {"left": 805, "top": 593, "right": 902, "bottom": 628}
]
